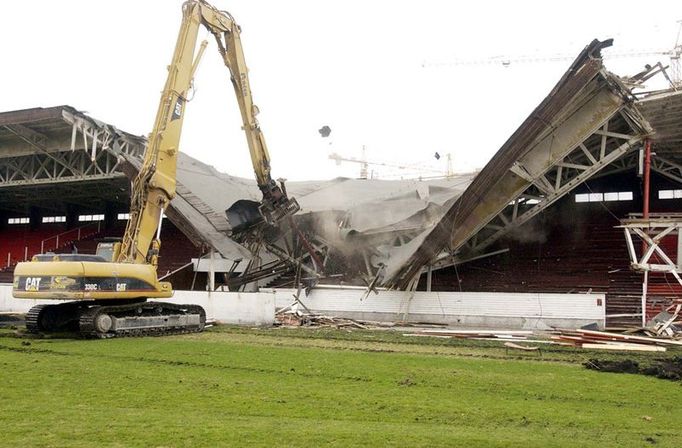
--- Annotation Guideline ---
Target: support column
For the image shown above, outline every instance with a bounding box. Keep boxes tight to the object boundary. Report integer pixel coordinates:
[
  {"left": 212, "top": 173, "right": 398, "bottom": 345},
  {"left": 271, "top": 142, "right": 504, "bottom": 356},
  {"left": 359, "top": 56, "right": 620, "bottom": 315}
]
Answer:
[
  {"left": 643, "top": 139, "right": 651, "bottom": 219},
  {"left": 208, "top": 249, "right": 215, "bottom": 292},
  {"left": 426, "top": 265, "right": 433, "bottom": 292},
  {"left": 641, "top": 270, "right": 649, "bottom": 327},
  {"left": 28, "top": 206, "right": 40, "bottom": 231},
  {"left": 104, "top": 201, "right": 116, "bottom": 230},
  {"left": 65, "top": 204, "right": 79, "bottom": 229},
  {"left": 641, "top": 139, "right": 652, "bottom": 327},
  {"left": 677, "top": 225, "right": 682, "bottom": 272}
]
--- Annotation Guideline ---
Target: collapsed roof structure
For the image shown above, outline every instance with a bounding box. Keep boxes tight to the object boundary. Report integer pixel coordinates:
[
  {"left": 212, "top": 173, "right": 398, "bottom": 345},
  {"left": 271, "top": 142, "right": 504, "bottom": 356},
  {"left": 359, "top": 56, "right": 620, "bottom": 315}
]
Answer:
[
  {"left": 129, "top": 38, "right": 661, "bottom": 291},
  {"left": 385, "top": 39, "right": 655, "bottom": 288},
  {"left": 0, "top": 105, "right": 144, "bottom": 214},
  {"left": 121, "top": 151, "right": 477, "bottom": 289},
  {"left": 3, "top": 38, "right": 681, "bottom": 295}
]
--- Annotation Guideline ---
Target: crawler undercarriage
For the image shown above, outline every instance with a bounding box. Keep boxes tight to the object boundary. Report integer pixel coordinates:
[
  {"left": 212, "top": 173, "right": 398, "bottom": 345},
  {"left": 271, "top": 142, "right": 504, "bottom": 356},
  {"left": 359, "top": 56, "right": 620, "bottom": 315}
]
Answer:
[{"left": 26, "top": 300, "right": 206, "bottom": 338}]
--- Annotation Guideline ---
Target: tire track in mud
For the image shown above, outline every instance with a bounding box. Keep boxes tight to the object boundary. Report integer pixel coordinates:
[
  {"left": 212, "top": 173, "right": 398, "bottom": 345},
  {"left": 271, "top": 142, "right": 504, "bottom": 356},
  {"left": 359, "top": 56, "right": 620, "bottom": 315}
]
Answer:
[{"left": 0, "top": 343, "right": 371, "bottom": 383}]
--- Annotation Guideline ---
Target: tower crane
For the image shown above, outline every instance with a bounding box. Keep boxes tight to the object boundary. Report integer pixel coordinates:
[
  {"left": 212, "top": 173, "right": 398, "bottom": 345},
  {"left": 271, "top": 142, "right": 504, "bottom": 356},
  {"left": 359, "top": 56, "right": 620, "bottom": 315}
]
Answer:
[
  {"left": 423, "top": 20, "right": 682, "bottom": 87},
  {"left": 329, "top": 148, "right": 452, "bottom": 179}
]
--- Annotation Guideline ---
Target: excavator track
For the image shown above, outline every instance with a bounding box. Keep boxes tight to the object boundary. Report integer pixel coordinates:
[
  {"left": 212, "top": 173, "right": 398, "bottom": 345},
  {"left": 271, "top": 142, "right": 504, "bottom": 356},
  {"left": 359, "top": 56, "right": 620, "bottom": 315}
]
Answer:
[
  {"left": 25, "top": 304, "right": 50, "bottom": 333},
  {"left": 26, "top": 303, "right": 81, "bottom": 333},
  {"left": 78, "top": 302, "right": 206, "bottom": 339}
]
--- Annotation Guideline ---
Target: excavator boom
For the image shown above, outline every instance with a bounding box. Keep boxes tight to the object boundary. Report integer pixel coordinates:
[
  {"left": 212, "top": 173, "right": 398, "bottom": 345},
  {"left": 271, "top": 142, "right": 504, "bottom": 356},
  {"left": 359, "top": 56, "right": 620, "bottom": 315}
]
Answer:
[
  {"left": 198, "top": 2, "right": 300, "bottom": 232},
  {"left": 118, "top": 1, "right": 203, "bottom": 264},
  {"left": 121, "top": 0, "right": 298, "bottom": 264}
]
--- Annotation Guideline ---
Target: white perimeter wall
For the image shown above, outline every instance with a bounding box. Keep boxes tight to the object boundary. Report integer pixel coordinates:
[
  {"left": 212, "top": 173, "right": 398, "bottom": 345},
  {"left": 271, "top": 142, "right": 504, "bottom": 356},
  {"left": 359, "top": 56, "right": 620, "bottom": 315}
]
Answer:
[
  {"left": 0, "top": 285, "right": 60, "bottom": 312},
  {"left": 160, "top": 290, "right": 274, "bottom": 325},
  {"left": 269, "top": 288, "right": 606, "bottom": 330},
  {"left": 0, "top": 285, "right": 274, "bottom": 326},
  {"left": 1, "top": 284, "right": 605, "bottom": 329}
]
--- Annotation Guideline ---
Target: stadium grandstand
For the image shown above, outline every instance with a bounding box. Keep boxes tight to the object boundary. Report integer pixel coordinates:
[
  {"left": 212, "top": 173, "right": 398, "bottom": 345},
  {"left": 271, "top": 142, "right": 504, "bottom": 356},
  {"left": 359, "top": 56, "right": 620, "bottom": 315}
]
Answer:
[
  {"left": 2, "top": 47, "right": 682, "bottom": 329},
  {"left": 0, "top": 106, "right": 202, "bottom": 287}
]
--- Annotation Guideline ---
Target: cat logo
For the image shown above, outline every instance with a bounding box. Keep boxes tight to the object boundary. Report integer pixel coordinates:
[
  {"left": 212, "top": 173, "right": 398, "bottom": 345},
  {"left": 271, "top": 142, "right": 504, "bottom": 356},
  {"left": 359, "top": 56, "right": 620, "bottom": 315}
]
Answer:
[
  {"left": 116, "top": 283, "right": 127, "bottom": 292},
  {"left": 171, "top": 98, "right": 184, "bottom": 120},
  {"left": 24, "top": 277, "right": 42, "bottom": 292}
]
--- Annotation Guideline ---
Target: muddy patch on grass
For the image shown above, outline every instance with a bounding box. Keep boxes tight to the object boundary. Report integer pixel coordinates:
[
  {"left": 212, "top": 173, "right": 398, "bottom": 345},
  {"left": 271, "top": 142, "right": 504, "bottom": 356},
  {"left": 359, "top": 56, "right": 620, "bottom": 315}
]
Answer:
[
  {"left": 585, "top": 357, "right": 682, "bottom": 381},
  {"left": 0, "top": 314, "right": 23, "bottom": 329}
]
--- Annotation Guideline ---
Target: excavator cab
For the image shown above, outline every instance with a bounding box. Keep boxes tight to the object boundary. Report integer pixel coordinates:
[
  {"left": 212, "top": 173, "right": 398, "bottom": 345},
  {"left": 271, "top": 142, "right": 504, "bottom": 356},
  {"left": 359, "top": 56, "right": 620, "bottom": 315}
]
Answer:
[{"left": 95, "top": 240, "right": 122, "bottom": 262}]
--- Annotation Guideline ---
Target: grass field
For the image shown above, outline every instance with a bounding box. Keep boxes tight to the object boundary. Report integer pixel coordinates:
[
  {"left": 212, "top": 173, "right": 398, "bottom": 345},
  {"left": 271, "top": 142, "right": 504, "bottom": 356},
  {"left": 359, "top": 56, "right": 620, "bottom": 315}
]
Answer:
[{"left": 1, "top": 325, "right": 681, "bottom": 447}]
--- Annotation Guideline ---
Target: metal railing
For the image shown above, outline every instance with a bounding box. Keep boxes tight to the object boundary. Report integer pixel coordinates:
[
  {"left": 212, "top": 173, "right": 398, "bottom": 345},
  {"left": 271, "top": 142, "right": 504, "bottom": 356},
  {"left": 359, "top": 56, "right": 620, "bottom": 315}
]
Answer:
[
  {"left": 1, "top": 222, "right": 103, "bottom": 269},
  {"left": 40, "top": 221, "right": 102, "bottom": 254}
]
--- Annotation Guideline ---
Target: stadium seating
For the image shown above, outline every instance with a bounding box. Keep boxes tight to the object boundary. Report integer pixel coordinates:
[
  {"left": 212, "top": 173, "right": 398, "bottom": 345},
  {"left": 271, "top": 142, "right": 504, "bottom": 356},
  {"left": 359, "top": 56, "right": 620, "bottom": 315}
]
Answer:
[
  {"left": 58, "top": 220, "right": 199, "bottom": 276},
  {"left": 1, "top": 219, "right": 199, "bottom": 285}
]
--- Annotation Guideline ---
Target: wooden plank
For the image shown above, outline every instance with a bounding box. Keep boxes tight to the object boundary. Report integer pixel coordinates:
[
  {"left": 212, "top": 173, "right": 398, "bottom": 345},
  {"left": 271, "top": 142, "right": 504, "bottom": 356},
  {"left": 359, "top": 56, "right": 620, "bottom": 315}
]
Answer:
[
  {"left": 475, "top": 338, "right": 564, "bottom": 345},
  {"left": 582, "top": 343, "right": 666, "bottom": 352},
  {"left": 416, "top": 329, "right": 533, "bottom": 336},
  {"left": 504, "top": 342, "right": 540, "bottom": 351},
  {"left": 403, "top": 334, "right": 451, "bottom": 339},
  {"left": 577, "top": 329, "right": 682, "bottom": 346}
]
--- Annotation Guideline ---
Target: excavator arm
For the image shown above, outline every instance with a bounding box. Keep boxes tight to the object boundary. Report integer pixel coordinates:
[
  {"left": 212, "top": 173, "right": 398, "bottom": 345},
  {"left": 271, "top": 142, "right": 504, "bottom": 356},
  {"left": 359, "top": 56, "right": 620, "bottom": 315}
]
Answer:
[
  {"left": 200, "top": 4, "right": 301, "bottom": 233},
  {"left": 119, "top": 0, "right": 298, "bottom": 264}
]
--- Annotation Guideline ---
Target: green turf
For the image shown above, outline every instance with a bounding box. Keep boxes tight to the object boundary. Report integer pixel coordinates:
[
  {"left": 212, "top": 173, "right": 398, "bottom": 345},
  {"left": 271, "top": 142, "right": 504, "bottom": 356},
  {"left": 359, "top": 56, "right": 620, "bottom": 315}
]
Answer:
[{"left": 0, "top": 326, "right": 680, "bottom": 447}]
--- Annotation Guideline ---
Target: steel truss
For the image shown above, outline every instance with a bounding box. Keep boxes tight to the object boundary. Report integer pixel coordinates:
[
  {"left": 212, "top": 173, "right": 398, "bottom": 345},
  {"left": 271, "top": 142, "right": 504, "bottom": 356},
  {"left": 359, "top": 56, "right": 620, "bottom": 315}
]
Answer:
[
  {"left": 0, "top": 148, "right": 124, "bottom": 187},
  {"left": 621, "top": 216, "right": 682, "bottom": 275},
  {"left": 651, "top": 155, "right": 682, "bottom": 184},
  {"left": 423, "top": 110, "right": 648, "bottom": 274},
  {"left": 620, "top": 215, "right": 682, "bottom": 327},
  {"left": 460, "top": 113, "right": 646, "bottom": 256},
  {"left": 62, "top": 110, "right": 144, "bottom": 159},
  {"left": 0, "top": 110, "right": 145, "bottom": 189}
]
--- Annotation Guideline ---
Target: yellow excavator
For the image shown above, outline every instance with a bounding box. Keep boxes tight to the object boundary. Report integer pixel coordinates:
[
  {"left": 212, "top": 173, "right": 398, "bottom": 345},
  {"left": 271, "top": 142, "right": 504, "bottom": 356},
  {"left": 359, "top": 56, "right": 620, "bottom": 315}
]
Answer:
[{"left": 12, "top": 0, "right": 299, "bottom": 337}]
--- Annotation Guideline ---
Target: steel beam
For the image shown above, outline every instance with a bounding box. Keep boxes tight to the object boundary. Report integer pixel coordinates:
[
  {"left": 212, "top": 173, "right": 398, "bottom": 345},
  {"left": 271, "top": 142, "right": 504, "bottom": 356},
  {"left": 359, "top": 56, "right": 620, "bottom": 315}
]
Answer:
[
  {"left": 62, "top": 110, "right": 144, "bottom": 158},
  {"left": 464, "top": 113, "right": 646, "bottom": 255},
  {"left": 468, "top": 135, "right": 642, "bottom": 253},
  {"left": 651, "top": 155, "right": 682, "bottom": 185},
  {"left": 0, "top": 110, "right": 145, "bottom": 189},
  {"left": 0, "top": 150, "right": 126, "bottom": 188}
]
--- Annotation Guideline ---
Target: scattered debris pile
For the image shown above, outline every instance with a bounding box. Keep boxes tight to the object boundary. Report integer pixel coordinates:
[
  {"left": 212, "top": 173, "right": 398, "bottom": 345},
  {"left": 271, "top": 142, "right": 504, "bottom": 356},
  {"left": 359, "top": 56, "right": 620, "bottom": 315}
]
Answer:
[
  {"left": 275, "top": 310, "right": 388, "bottom": 329},
  {"left": 647, "top": 305, "right": 681, "bottom": 338},
  {"left": 552, "top": 329, "right": 682, "bottom": 352}
]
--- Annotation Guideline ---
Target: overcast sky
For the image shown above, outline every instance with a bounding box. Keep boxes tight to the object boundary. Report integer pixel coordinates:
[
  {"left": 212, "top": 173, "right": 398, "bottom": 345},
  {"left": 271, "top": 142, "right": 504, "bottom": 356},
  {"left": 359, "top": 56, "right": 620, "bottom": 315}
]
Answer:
[{"left": 2, "top": 1, "right": 679, "bottom": 180}]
